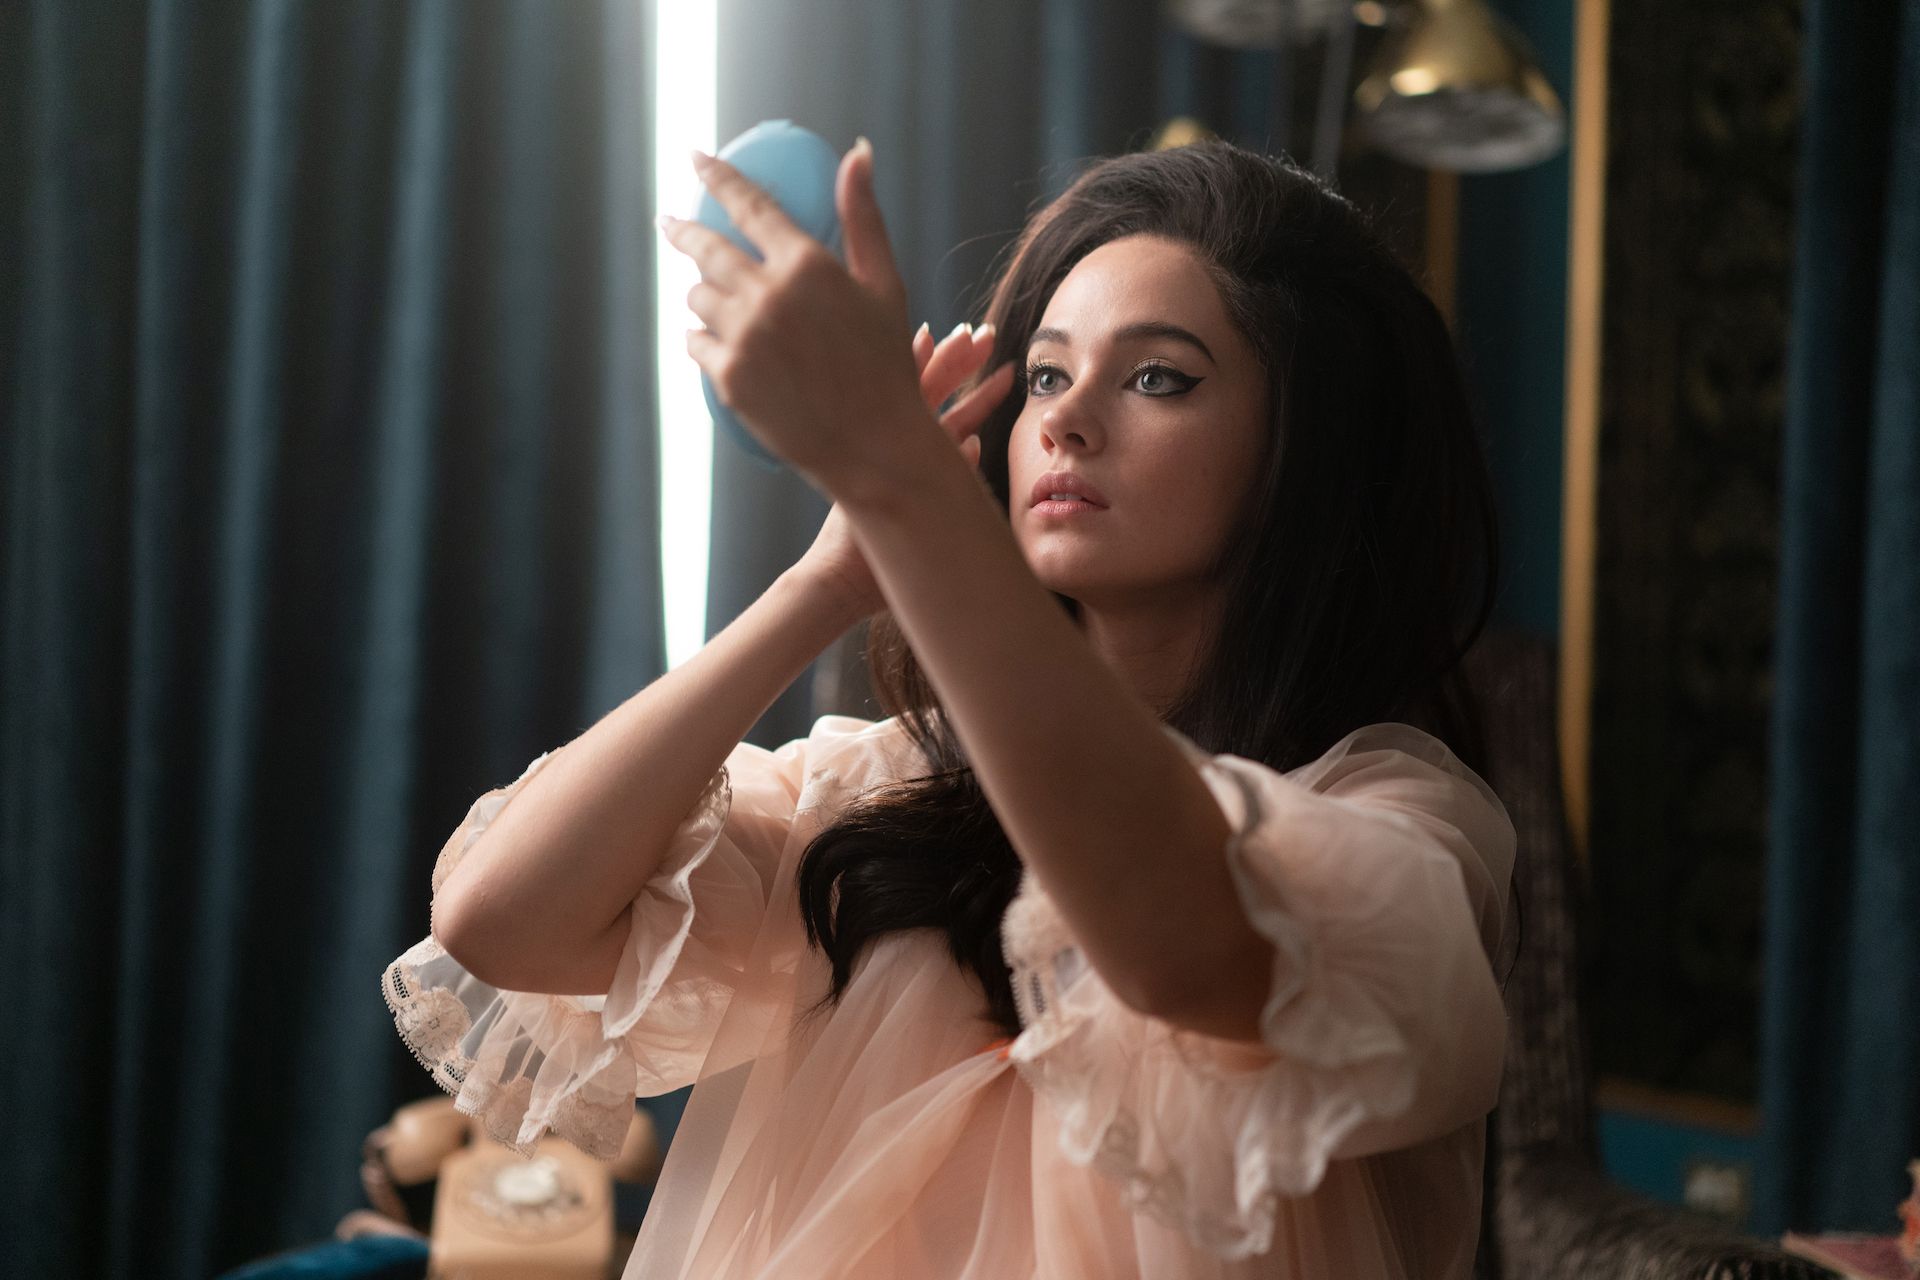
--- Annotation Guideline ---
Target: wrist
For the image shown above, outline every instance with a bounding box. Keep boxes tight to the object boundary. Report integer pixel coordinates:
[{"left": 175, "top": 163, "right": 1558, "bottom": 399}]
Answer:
[
  {"left": 773, "top": 564, "right": 873, "bottom": 636},
  {"left": 810, "top": 401, "right": 947, "bottom": 508},
  {"left": 827, "top": 421, "right": 959, "bottom": 526}
]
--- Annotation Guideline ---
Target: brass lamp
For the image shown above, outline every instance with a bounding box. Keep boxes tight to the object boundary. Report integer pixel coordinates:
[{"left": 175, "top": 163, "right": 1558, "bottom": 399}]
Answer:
[
  {"left": 1353, "top": 0, "right": 1566, "bottom": 171},
  {"left": 1148, "top": 116, "right": 1223, "bottom": 150}
]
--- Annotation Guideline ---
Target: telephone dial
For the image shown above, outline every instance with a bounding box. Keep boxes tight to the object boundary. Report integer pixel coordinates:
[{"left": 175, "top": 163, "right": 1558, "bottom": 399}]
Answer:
[{"left": 343, "top": 1095, "right": 664, "bottom": 1280}]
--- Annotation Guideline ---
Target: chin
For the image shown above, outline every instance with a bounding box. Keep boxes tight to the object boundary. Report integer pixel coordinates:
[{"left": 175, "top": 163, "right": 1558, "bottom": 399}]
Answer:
[
  {"left": 1021, "top": 553, "right": 1081, "bottom": 593},
  {"left": 1020, "top": 535, "right": 1119, "bottom": 594},
  {"left": 1035, "top": 574, "right": 1104, "bottom": 616}
]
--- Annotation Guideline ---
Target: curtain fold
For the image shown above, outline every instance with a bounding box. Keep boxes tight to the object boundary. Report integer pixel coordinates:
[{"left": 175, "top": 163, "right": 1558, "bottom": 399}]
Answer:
[
  {"left": 1755, "top": 0, "right": 1920, "bottom": 1237},
  {"left": 0, "top": 2, "right": 660, "bottom": 1275}
]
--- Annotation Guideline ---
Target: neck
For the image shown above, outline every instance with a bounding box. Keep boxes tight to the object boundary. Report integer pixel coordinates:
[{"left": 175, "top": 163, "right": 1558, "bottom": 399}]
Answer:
[{"left": 1072, "top": 584, "right": 1222, "bottom": 717}]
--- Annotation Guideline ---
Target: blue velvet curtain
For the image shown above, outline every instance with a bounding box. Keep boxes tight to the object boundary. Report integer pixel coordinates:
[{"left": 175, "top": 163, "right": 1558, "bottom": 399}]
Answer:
[
  {"left": 0, "top": 2, "right": 659, "bottom": 1274},
  {"left": 1755, "top": 0, "right": 1920, "bottom": 1237},
  {"left": 708, "top": 0, "right": 1286, "bottom": 746}
]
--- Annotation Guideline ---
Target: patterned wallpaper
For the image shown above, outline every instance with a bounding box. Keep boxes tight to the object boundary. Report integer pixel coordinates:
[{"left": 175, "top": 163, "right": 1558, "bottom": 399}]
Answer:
[{"left": 1587, "top": 0, "right": 1802, "bottom": 1105}]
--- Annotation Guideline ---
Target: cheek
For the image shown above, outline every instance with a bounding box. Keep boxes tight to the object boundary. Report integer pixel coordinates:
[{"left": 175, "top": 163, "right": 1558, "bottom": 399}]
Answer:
[
  {"left": 1007, "top": 408, "right": 1044, "bottom": 458},
  {"left": 1145, "top": 419, "right": 1264, "bottom": 560},
  {"left": 1146, "top": 471, "right": 1238, "bottom": 563},
  {"left": 1005, "top": 414, "right": 1049, "bottom": 502}
]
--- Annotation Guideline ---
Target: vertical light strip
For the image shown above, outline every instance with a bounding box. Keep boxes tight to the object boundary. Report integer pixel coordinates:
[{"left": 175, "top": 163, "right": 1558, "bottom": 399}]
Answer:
[
  {"left": 1560, "top": 0, "right": 1609, "bottom": 877},
  {"left": 653, "top": 0, "right": 718, "bottom": 671}
]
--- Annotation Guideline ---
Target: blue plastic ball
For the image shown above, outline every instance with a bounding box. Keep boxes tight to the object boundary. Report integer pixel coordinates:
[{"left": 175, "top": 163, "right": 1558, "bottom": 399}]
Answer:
[{"left": 690, "top": 120, "right": 844, "bottom": 473}]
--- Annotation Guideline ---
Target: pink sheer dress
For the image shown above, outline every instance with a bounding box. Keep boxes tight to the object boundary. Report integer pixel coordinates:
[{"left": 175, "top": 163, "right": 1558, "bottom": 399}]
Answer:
[{"left": 381, "top": 712, "right": 1517, "bottom": 1278}]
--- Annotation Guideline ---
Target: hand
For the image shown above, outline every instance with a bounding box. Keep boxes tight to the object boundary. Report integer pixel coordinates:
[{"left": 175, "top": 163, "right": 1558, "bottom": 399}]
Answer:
[
  {"left": 660, "top": 137, "right": 981, "bottom": 497},
  {"left": 797, "top": 320, "right": 1015, "bottom": 621}
]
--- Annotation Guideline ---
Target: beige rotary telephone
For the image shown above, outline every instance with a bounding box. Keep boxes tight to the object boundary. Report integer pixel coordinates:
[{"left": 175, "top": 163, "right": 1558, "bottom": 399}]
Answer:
[{"left": 345, "top": 1095, "right": 664, "bottom": 1280}]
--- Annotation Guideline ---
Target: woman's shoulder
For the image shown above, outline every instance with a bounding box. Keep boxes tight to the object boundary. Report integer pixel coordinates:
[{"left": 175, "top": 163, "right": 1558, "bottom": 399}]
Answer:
[
  {"left": 1318, "top": 719, "right": 1490, "bottom": 784},
  {"left": 1297, "top": 724, "right": 1517, "bottom": 903},
  {"left": 802, "top": 711, "right": 909, "bottom": 750},
  {"left": 1156, "top": 717, "right": 1508, "bottom": 840},
  {"left": 792, "top": 712, "right": 927, "bottom": 796},
  {"left": 806, "top": 712, "right": 891, "bottom": 739}
]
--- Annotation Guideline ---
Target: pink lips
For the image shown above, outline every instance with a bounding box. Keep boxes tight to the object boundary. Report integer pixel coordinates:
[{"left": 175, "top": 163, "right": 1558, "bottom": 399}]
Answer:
[
  {"left": 1032, "top": 499, "right": 1106, "bottom": 518},
  {"left": 1029, "top": 471, "right": 1108, "bottom": 509}
]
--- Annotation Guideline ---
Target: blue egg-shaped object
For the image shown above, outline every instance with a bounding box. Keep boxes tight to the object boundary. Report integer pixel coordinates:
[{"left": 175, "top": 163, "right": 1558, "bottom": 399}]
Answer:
[{"left": 691, "top": 120, "right": 844, "bottom": 472}]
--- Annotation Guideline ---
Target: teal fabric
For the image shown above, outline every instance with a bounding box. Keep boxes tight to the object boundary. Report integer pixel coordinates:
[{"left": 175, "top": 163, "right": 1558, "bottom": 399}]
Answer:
[
  {"left": 1755, "top": 0, "right": 1920, "bottom": 1236},
  {"left": 1454, "top": 0, "right": 1573, "bottom": 639},
  {"left": 0, "top": 2, "right": 660, "bottom": 1275},
  {"left": 215, "top": 1235, "right": 427, "bottom": 1280}
]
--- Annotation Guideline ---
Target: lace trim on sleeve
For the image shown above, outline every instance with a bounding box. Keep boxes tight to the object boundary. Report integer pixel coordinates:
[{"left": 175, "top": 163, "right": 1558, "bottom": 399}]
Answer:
[{"left": 379, "top": 751, "right": 733, "bottom": 1160}]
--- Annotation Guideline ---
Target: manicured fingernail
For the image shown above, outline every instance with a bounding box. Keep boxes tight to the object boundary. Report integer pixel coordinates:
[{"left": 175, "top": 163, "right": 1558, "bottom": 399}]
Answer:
[
  {"left": 973, "top": 322, "right": 995, "bottom": 343},
  {"left": 915, "top": 321, "right": 930, "bottom": 342},
  {"left": 948, "top": 321, "right": 970, "bottom": 340},
  {"left": 691, "top": 148, "right": 714, "bottom": 170},
  {"left": 655, "top": 213, "right": 676, "bottom": 231},
  {"left": 855, "top": 135, "right": 873, "bottom": 160}
]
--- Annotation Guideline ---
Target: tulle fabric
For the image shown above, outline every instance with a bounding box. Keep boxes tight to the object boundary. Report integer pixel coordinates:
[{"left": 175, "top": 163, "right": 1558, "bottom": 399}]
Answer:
[
  {"left": 378, "top": 721, "right": 834, "bottom": 1157},
  {"left": 380, "top": 713, "right": 1516, "bottom": 1279},
  {"left": 1001, "top": 721, "right": 1518, "bottom": 1274}
]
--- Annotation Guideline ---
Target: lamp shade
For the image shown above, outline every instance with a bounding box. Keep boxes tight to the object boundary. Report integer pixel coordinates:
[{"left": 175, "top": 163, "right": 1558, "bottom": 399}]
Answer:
[
  {"left": 1163, "top": 0, "right": 1355, "bottom": 45},
  {"left": 1353, "top": 0, "right": 1565, "bottom": 172}
]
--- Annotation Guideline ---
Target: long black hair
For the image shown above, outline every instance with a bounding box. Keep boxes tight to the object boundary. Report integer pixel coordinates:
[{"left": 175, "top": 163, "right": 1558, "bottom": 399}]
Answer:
[{"left": 795, "top": 140, "right": 1503, "bottom": 1040}]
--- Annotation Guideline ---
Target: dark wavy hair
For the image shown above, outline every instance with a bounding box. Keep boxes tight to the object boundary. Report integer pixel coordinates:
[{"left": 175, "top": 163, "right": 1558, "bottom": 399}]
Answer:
[{"left": 795, "top": 140, "right": 1503, "bottom": 1042}]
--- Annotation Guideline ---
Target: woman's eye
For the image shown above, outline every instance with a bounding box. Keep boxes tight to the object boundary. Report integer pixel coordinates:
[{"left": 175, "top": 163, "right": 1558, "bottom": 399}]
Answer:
[
  {"left": 1021, "top": 360, "right": 1200, "bottom": 397},
  {"left": 1130, "top": 362, "right": 1200, "bottom": 396},
  {"left": 1025, "top": 363, "right": 1064, "bottom": 395}
]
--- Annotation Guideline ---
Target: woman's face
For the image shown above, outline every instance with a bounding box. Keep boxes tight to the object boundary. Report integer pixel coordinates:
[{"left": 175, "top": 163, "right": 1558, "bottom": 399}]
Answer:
[{"left": 1007, "top": 234, "right": 1270, "bottom": 611}]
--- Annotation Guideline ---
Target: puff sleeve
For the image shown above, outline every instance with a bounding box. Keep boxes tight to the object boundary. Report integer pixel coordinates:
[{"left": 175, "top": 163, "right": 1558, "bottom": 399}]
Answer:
[
  {"left": 379, "top": 724, "right": 819, "bottom": 1161},
  {"left": 999, "top": 720, "right": 1518, "bottom": 1260}
]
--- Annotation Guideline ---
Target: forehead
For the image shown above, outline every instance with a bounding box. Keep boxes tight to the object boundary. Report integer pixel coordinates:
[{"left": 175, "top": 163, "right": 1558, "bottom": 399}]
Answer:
[{"left": 1037, "top": 234, "right": 1223, "bottom": 331}]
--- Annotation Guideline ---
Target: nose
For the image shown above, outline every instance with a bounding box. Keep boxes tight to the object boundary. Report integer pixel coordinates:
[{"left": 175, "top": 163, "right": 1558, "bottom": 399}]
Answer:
[{"left": 1039, "top": 395, "right": 1102, "bottom": 455}]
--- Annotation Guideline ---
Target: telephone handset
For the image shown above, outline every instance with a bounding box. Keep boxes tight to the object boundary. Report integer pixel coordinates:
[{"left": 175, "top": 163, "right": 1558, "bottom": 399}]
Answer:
[{"left": 350, "top": 1095, "right": 664, "bottom": 1280}]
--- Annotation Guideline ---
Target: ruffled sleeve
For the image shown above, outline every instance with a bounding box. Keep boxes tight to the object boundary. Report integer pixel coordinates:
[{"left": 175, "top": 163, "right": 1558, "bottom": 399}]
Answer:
[
  {"left": 999, "top": 719, "right": 1518, "bottom": 1261},
  {"left": 379, "top": 721, "right": 832, "bottom": 1162}
]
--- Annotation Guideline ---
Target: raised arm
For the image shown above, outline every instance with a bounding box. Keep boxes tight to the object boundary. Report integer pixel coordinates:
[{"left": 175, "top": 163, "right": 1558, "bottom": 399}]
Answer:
[
  {"left": 433, "top": 307, "right": 999, "bottom": 998},
  {"left": 432, "top": 565, "right": 863, "bottom": 995},
  {"left": 655, "top": 141, "right": 1257, "bottom": 1033}
]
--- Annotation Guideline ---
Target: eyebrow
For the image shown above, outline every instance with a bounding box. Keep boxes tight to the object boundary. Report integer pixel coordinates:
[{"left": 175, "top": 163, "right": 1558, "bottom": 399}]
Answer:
[{"left": 1027, "top": 321, "right": 1216, "bottom": 365}]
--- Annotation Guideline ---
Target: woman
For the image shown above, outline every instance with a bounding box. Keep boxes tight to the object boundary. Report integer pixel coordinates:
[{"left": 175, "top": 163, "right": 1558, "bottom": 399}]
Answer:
[{"left": 381, "top": 137, "right": 1520, "bottom": 1278}]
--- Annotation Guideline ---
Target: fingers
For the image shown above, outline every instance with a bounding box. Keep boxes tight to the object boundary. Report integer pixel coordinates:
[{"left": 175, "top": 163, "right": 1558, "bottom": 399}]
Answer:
[
  {"left": 910, "top": 319, "right": 1005, "bottom": 472},
  {"left": 685, "top": 327, "right": 726, "bottom": 384},
  {"left": 937, "top": 359, "right": 1017, "bottom": 442},
  {"left": 691, "top": 150, "right": 810, "bottom": 265},
  {"left": 836, "top": 137, "right": 907, "bottom": 313},
  {"left": 920, "top": 322, "right": 994, "bottom": 412},
  {"left": 686, "top": 280, "right": 734, "bottom": 332},
  {"left": 911, "top": 321, "right": 934, "bottom": 376},
  {"left": 658, "top": 214, "right": 760, "bottom": 292}
]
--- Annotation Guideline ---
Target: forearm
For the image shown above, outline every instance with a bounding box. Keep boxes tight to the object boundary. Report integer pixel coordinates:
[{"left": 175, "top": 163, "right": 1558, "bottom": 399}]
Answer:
[
  {"left": 835, "top": 438, "right": 1267, "bottom": 1034},
  {"left": 433, "top": 567, "right": 863, "bottom": 988}
]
